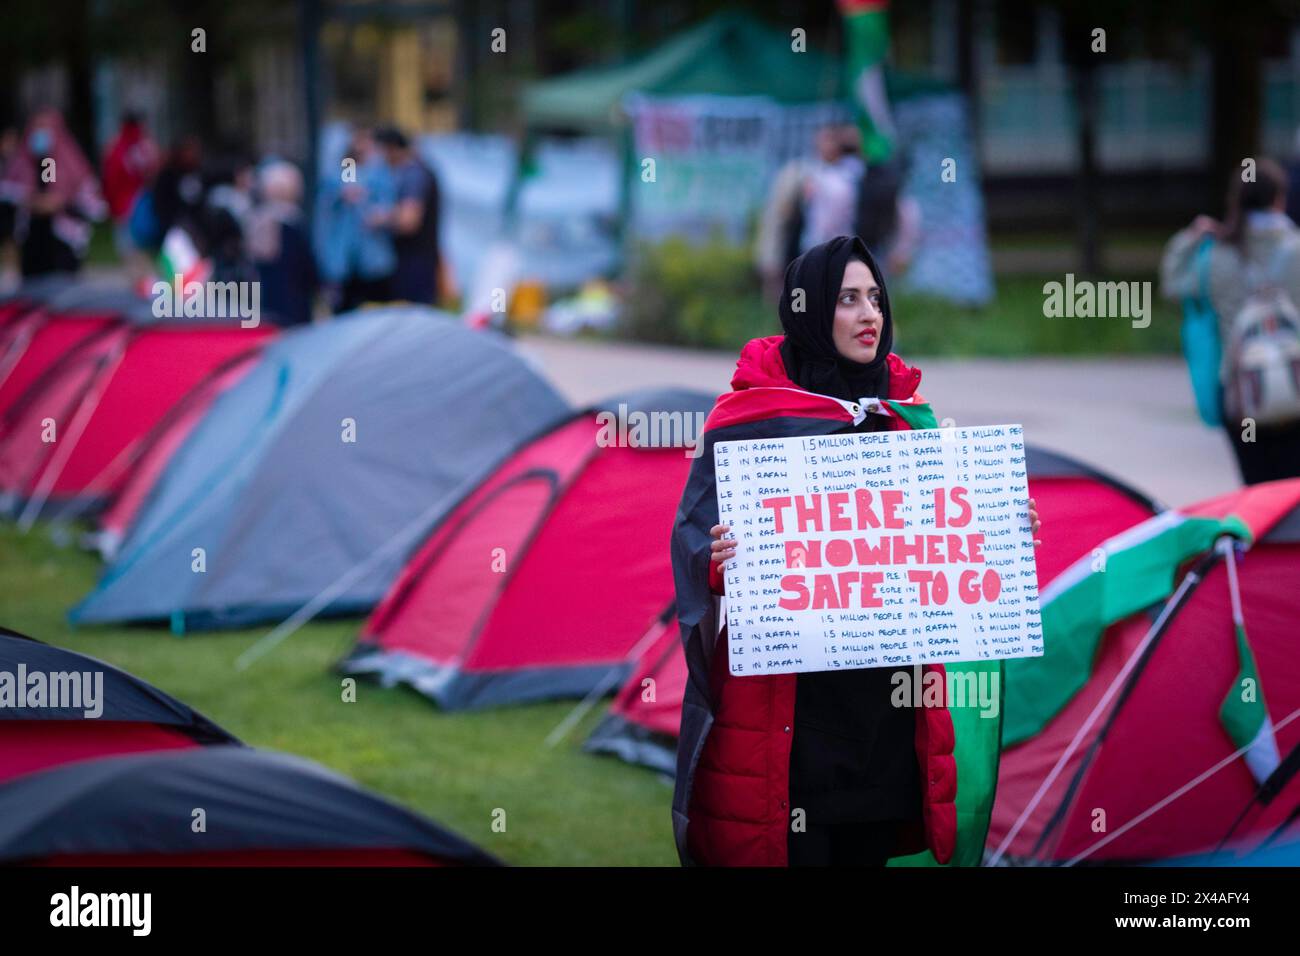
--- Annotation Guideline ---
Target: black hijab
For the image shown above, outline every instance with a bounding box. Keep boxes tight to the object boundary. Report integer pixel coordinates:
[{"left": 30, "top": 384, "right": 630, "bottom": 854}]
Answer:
[{"left": 778, "top": 235, "right": 894, "bottom": 403}]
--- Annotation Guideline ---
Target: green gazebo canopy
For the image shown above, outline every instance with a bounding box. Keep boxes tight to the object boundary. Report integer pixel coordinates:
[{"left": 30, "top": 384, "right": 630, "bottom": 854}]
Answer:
[{"left": 522, "top": 11, "right": 845, "bottom": 132}]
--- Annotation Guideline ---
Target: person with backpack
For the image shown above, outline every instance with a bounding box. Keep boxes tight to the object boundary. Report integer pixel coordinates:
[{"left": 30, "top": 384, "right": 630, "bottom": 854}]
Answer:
[
  {"left": 671, "top": 236, "right": 1042, "bottom": 866},
  {"left": 1161, "top": 158, "right": 1300, "bottom": 485}
]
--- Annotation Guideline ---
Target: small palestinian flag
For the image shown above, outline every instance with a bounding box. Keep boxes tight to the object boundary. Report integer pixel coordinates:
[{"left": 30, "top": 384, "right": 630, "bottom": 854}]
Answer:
[
  {"left": 1217, "top": 539, "right": 1281, "bottom": 784},
  {"left": 156, "top": 226, "right": 212, "bottom": 290}
]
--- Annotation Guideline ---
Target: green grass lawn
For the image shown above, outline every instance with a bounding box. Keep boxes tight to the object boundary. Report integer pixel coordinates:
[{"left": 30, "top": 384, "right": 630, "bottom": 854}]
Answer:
[
  {"left": 0, "top": 523, "right": 677, "bottom": 866},
  {"left": 892, "top": 274, "right": 1182, "bottom": 357},
  {"left": 619, "top": 234, "right": 1182, "bottom": 357},
  {"left": 86, "top": 220, "right": 119, "bottom": 267}
]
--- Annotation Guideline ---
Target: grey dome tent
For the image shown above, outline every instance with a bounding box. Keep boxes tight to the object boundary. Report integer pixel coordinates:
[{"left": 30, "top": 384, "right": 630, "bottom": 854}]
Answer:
[{"left": 70, "top": 307, "right": 570, "bottom": 630}]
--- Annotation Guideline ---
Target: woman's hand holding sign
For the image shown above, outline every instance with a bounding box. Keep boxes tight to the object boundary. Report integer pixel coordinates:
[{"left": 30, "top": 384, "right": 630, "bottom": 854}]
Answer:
[
  {"left": 1028, "top": 497, "right": 1042, "bottom": 549},
  {"left": 710, "top": 524, "right": 736, "bottom": 567}
]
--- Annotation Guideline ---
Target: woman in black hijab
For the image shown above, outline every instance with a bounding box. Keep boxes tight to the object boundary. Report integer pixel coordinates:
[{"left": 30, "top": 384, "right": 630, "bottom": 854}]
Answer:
[
  {"left": 778, "top": 234, "right": 894, "bottom": 406},
  {"left": 692, "top": 235, "right": 1041, "bottom": 867}
]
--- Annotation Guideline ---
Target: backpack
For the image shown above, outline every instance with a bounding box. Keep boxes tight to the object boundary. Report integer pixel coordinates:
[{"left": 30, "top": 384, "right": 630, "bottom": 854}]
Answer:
[{"left": 1224, "top": 239, "right": 1300, "bottom": 427}]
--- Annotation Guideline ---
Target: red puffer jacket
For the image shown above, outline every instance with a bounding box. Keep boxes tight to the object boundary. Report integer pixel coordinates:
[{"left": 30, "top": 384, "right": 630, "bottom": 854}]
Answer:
[{"left": 684, "top": 336, "right": 958, "bottom": 866}]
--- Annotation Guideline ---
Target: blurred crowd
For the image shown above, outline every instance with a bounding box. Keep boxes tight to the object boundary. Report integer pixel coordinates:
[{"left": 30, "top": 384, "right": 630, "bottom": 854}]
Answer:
[{"left": 0, "top": 108, "right": 444, "bottom": 326}]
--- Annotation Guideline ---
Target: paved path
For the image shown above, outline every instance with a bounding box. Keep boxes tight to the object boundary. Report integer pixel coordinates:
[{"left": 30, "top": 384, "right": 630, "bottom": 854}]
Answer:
[{"left": 518, "top": 334, "right": 1239, "bottom": 508}]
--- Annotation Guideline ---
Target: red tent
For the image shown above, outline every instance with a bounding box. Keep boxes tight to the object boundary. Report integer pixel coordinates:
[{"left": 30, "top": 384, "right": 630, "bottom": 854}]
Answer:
[
  {"left": 1019, "top": 445, "right": 1160, "bottom": 585},
  {"left": 0, "top": 627, "right": 237, "bottom": 785},
  {"left": 340, "top": 389, "right": 714, "bottom": 710},
  {"left": 989, "top": 479, "right": 1300, "bottom": 864},
  {"left": 0, "top": 310, "right": 118, "bottom": 421},
  {"left": 0, "top": 322, "right": 272, "bottom": 522},
  {"left": 584, "top": 613, "right": 684, "bottom": 774},
  {"left": 584, "top": 446, "right": 1161, "bottom": 773},
  {"left": 0, "top": 298, "right": 35, "bottom": 328}
]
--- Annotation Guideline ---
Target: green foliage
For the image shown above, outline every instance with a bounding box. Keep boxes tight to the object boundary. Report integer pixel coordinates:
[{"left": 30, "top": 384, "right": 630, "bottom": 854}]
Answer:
[
  {"left": 621, "top": 237, "right": 1182, "bottom": 357},
  {"left": 891, "top": 279, "right": 1183, "bottom": 357},
  {"left": 621, "top": 236, "right": 775, "bottom": 348},
  {"left": 0, "top": 524, "right": 677, "bottom": 866}
]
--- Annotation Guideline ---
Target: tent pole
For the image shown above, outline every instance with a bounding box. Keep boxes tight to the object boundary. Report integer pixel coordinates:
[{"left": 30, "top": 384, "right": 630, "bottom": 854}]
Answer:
[
  {"left": 1064, "top": 701, "right": 1300, "bottom": 866},
  {"left": 17, "top": 338, "right": 128, "bottom": 532},
  {"left": 1027, "top": 547, "right": 1222, "bottom": 861},
  {"left": 543, "top": 611, "right": 674, "bottom": 749},
  {"left": 234, "top": 466, "right": 495, "bottom": 671},
  {"left": 988, "top": 557, "right": 1210, "bottom": 866}
]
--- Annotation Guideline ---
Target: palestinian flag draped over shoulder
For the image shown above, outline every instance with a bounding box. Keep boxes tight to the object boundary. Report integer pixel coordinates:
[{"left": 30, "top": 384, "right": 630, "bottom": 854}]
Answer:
[
  {"left": 839, "top": 0, "right": 896, "bottom": 163},
  {"left": 670, "top": 336, "right": 1002, "bottom": 867}
]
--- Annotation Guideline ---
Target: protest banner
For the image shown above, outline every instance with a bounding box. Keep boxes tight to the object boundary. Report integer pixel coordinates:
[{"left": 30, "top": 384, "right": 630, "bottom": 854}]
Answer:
[{"left": 714, "top": 424, "right": 1043, "bottom": 676}]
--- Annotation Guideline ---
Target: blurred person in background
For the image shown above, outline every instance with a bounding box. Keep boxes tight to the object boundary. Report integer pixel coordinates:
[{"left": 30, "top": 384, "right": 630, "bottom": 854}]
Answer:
[
  {"left": 1161, "top": 157, "right": 1300, "bottom": 484},
  {"left": 844, "top": 126, "right": 921, "bottom": 278},
  {"left": 756, "top": 124, "right": 875, "bottom": 302},
  {"left": 204, "top": 150, "right": 256, "bottom": 230},
  {"left": 247, "top": 160, "right": 316, "bottom": 327},
  {"left": 315, "top": 125, "right": 396, "bottom": 313},
  {"left": 0, "top": 126, "right": 19, "bottom": 290},
  {"left": 1286, "top": 127, "right": 1300, "bottom": 226},
  {"left": 373, "top": 125, "right": 441, "bottom": 306},
  {"left": 799, "top": 124, "right": 864, "bottom": 255},
  {"left": 101, "top": 110, "right": 159, "bottom": 282},
  {"left": 148, "top": 136, "right": 205, "bottom": 243},
  {"left": 0, "top": 108, "right": 106, "bottom": 278},
  {"left": 198, "top": 150, "right": 258, "bottom": 283},
  {"left": 755, "top": 149, "right": 812, "bottom": 302},
  {"left": 147, "top": 145, "right": 260, "bottom": 298}
]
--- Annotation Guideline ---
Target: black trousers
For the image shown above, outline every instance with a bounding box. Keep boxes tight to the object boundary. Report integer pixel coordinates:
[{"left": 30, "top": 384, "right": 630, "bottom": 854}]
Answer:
[
  {"left": 1223, "top": 416, "right": 1300, "bottom": 485},
  {"left": 787, "top": 820, "right": 902, "bottom": 867},
  {"left": 338, "top": 275, "right": 392, "bottom": 313},
  {"left": 20, "top": 219, "right": 80, "bottom": 277}
]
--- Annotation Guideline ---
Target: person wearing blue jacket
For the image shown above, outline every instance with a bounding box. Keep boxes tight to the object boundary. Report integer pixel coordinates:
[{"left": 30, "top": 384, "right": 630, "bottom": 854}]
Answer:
[{"left": 314, "top": 126, "right": 397, "bottom": 314}]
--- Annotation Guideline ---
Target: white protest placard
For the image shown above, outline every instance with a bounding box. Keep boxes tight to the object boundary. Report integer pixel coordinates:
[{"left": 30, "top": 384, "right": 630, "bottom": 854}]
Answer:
[{"left": 714, "top": 424, "right": 1043, "bottom": 676}]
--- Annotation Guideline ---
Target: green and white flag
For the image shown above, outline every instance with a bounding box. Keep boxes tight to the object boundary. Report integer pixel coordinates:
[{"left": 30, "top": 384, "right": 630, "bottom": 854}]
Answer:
[
  {"left": 1003, "top": 511, "right": 1251, "bottom": 746},
  {"left": 838, "top": 0, "right": 896, "bottom": 163},
  {"left": 1217, "top": 537, "right": 1281, "bottom": 784},
  {"left": 156, "top": 226, "right": 210, "bottom": 290}
]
